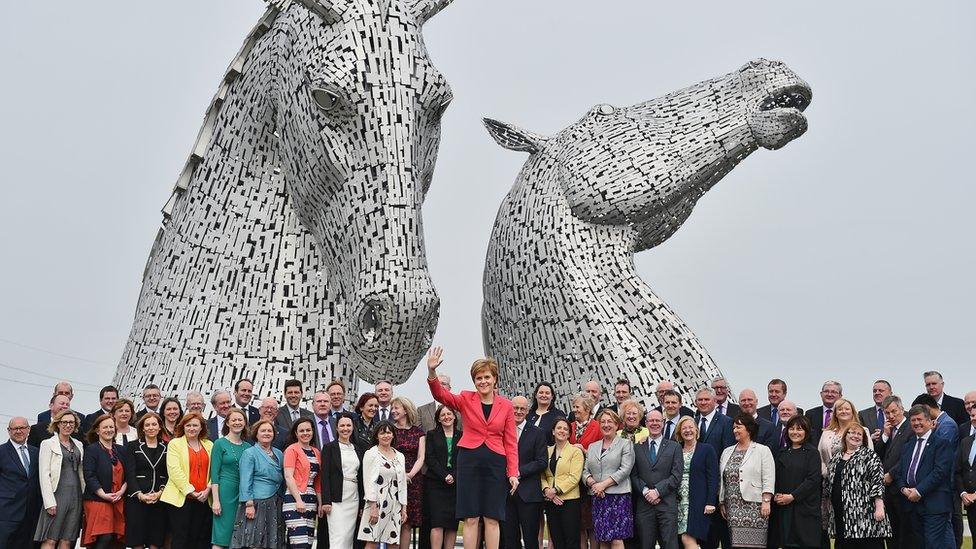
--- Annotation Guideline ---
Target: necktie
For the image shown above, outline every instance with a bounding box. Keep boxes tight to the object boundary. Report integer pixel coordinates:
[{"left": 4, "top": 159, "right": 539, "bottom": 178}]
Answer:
[
  {"left": 19, "top": 445, "right": 29, "bottom": 472},
  {"left": 968, "top": 440, "right": 976, "bottom": 466},
  {"left": 771, "top": 407, "right": 779, "bottom": 426},
  {"left": 907, "top": 437, "right": 924, "bottom": 486},
  {"left": 664, "top": 420, "right": 673, "bottom": 441},
  {"left": 779, "top": 428, "right": 787, "bottom": 448},
  {"left": 877, "top": 408, "right": 885, "bottom": 431},
  {"left": 380, "top": 408, "right": 388, "bottom": 421},
  {"left": 291, "top": 409, "right": 299, "bottom": 421},
  {"left": 649, "top": 439, "right": 657, "bottom": 464},
  {"left": 698, "top": 416, "right": 707, "bottom": 441},
  {"left": 517, "top": 424, "right": 523, "bottom": 441},
  {"left": 823, "top": 408, "right": 832, "bottom": 428},
  {"left": 718, "top": 403, "right": 724, "bottom": 416},
  {"left": 319, "top": 419, "right": 331, "bottom": 448}
]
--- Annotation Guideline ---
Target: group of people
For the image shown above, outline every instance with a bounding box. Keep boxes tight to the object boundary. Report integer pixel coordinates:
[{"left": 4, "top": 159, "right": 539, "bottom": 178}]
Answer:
[{"left": 0, "top": 357, "right": 973, "bottom": 549}]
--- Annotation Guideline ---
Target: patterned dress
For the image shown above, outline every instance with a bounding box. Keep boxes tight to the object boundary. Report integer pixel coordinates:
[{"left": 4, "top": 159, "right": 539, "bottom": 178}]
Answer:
[
  {"left": 283, "top": 448, "right": 319, "bottom": 548},
  {"left": 394, "top": 425, "right": 425, "bottom": 525},
  {"left": 358, "top": 447, "right": 407, "bottom": 544},
  {"left": 677, "top": 450, "right": 693, "bottom": 534},
  {"left": 723, "top": 449, "right": 768, "bottom": 548}
]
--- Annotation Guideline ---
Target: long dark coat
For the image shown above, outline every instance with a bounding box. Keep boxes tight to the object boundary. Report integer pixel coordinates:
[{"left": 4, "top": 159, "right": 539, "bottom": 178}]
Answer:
[
  {"left": 684, "top": 442, "right": 720, "bottom": 541},
  {"left": 770, "top": 443, "right": 822, "bottom": 548}
]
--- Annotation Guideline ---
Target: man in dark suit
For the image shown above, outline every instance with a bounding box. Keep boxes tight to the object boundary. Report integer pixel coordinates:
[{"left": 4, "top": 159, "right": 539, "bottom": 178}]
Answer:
[
  {"left": 859, "top": 380, "right": 893, "bottom": 453},
  {"left": 757, "top": 378, "right": 802, "bottom": 428},
  {"left": 771, "top": 400, "right": 800, "bottom": 453},
  {"left": 258, "top": 397, "right": 289, "bottom": 450},
  {"left": 737, "top": 389, "right": 776, "bottom": 447},
  {"left": 206, "top": 389, "right": 234, "bottom": 442},
  {"left": 660, "top": 390, "right": 693, "bottom": 441},
  {"left": 654, "top": 382, "right": 694, "bottom": 419},
  {"left": 960, "top": 391, "right": 976, "bottom": 440},
  {"left": 711, "top": 377, "right": 740, "bottom": 417},
  {"left": 136, "top": 383, "right": 163, "bottom": 419},
  {"left": 28, "top": 394, "right": 76, "bottom": 447},
  {"left": 233, "top": 378, "right": 261, "bottom": 425},
  {"left": 35, "top": 381, "right": 74, "bottom": 424},
  {"left": 83, "top": 385, "right": 119, "bottom": 434},
  {"left": 804, "top": 380, "right": 843, "bottom": 445},
  {"left": 955, "top": 405, "right": 976, "bottom": 549},
  {"left": 275, "top": 379, "right": 313, "bottom": 431},
  {"left": 310, "top": 389, "right": 336, "bottom": 548},
  {"left": 502, "top": 396, "right": 547, "bottom": 549},
  {"left": 879, "top": 396, "right": 914, "bottom": 549},
  {"left": 632, "top": 410, "right": 683, "bottom": 549},
  {"left": 923, "top": 371, "right": 967, "bottom": 426},
  {"left": 608, "top": 378, "right": 633, "bottom": 414},
  {"left": 0, "top": 417, "right": 41, "bottom": 548},
  {"left": 896, "top": 403, "right": 955, "bottom": 549},
  {"left": 694, "top": 388, "right": 734, "bottom": 452}
]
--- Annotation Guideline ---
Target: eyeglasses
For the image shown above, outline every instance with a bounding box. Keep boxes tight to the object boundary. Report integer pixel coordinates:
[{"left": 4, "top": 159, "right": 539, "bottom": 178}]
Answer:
[{"left": 7, "top": 426, "right": 28, "bottom": 431}]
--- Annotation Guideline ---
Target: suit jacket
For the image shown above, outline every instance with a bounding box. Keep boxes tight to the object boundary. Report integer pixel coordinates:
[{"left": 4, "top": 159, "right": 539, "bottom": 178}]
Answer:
[
  {"left": 310, "top": 414, "right": 338, "bottom": 452},
  {"left": 697, "top": 412, "right": 734, "bottom": 452},
  {"left": 960, "top": 421, "right": 976, "bottom": 440},
  {"left": 858, "top": 405, "right": 885, "bottom": 433},
  {"left": 82, "top": 441, "right": 132, "bottom": 501},
  {"left": 28, "top": 421, "right": 83, "bottom": 448},
  {"left": 428, "top": 377, "right": 519, "bottom": 478},
  {"left": 241, "top": 404, "right": 261, "bottom": 425},
  {"left": 804, "top": 405, "right": 829, "bottom": 444},
  {"left": 939, "top": 393, "right": 967, "bottom": 427},
  {"left": 933, "top": 411, "right": 960, "bottom": 448},
  {"left": 274, "top": 406, "right": 313, "bottom": 432},
  {"left": 125, "top": 440, "right": 168, "bottom": 496},
  {"left": 654, "top": 404, "right": 696, "bottom": 419},
  {"left": 322, "top": 439, "right": 366, "bottom": 503},
  {"left": 719, "top": 442, "right": 775, "bottom": 503},
  {"left": 954, "top": 434, "right": 976, "bottom": 496},
  {"left": 717, "top": 401, "right": 741, "bottom": 418},
  {"left": 881, "top": 418, "right": 913, "bottom": 495},
  {"left": 630, "top": 437, "right": 683, "bottom": 509},
  {"left": 36, "top": 409, "right": 51, "bottom": 424},
  {"left": 206, "top": 416, "right": 222, "bottom": 442},
  {"left": 543, "top": 444, "right": 585, "bottom": 499},
  {"left": 686, "top": 443, "right": 720, "bottom": 541},
  {"left": 525, "top": 407, "right": 565, "bottom": 445},
  {"left": 424, "top": 426, "right": 460, "bottom": 482},
  {"left": 0, "top": 441, "right": 41, "bottom": 524},
  {"left": 895, "top": 431, "right": 953, "bottom": 515},
  {"left": 37, "top": 435, "right": 86, "bottom": 509},
  {"left": 509, "top": 423, "right": 547, "bottom": 502},
  {"left": 757, "top": 404, "right": 804, "bottom": 428},
  {"left": 583, "top": 436, "right": 634, "bottom": 495},
  {"left": 83, "top": 409, "right": 113, "bottom": 434},
  {"left": 755, "top": 416, "right": 777, "bottom": 448},
  {"left": 160, "top": 436, "right": 214, "bottom": 507}
]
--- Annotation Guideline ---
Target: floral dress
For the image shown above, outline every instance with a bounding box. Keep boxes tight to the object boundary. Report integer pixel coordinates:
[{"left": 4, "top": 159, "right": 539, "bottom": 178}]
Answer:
[
  {"left": 358, "top": 447, "right": 407, "bottom": 544},
  {"left": 394, "top": 425, "right": 425, "bottom": 525},
  {"left": 723, "top": 449, "right": 768, "bottom": 548},
  {"left": 678, "top": 450, "right": 693, "bottom": 534}
]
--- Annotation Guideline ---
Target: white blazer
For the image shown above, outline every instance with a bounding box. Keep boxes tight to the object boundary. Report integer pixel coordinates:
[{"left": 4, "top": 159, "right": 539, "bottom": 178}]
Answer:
[
  {"left": 719, "top": 442, "right": 774, "bottom": 503},
  {"left": 38, "top": 435, "right": 86, "bottom": 509}
]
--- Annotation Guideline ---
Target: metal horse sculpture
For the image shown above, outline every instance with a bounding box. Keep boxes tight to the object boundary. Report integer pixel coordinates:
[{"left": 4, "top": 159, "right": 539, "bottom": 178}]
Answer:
[
  {"left": 482, "top": 59, "right": 812, "bottom": 400},
  {"left": 115, "top": 0, "right": 457, "bottom": 398}
]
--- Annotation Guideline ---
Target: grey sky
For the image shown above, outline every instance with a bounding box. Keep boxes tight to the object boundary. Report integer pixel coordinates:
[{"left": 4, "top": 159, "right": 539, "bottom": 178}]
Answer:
[{"left": 1, "top": 1, "right": 973, "bottom": 431}]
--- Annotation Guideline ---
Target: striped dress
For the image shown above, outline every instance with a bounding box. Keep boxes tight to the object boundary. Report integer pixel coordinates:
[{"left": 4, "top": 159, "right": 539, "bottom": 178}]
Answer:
[{"left": 283, "top": 447, "right": 320, "bottom": 548}]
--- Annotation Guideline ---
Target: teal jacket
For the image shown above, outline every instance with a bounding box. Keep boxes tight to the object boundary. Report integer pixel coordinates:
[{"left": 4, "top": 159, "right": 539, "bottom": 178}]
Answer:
[{"left": 239, "top": 445, "right": 284, "bottom": 502}]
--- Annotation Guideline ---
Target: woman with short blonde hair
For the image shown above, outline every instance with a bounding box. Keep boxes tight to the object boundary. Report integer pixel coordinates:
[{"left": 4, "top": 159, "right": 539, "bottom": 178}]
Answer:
[{"left": 35, "top": 409, "right": 86, "bottom": 549}]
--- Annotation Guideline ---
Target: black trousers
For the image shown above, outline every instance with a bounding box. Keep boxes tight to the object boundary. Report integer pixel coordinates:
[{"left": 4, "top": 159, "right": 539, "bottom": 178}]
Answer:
[
  {"left": 0, "top": 517, "right": 36, "bottom": 549},
  {"left": 546, "top": 498, "right": 581, "bottom": 549},
  {"left": 168, "top": 499, "right": 212, "bottom": 549},
  {"left": 318, "top": 515, "right": 330, "bottom": 548},
  {"left": 502, "top": 495, "right": 542, "bottom": 549}
]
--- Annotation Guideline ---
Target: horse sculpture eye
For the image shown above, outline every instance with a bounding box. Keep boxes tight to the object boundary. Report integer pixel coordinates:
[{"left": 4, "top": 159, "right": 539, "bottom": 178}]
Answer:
[{"left": 311, "top": 88, "right": 340, "bottom": 112}]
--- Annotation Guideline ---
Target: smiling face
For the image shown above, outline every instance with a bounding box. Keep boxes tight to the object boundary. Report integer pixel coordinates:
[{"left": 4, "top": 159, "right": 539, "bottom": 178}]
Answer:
[
  {"left": 614, "top": 383, "right": 630, "bottom": 404},
  {"left": 143, "top": 387, "right": 161, "bottom": 409},
  {"left": 552, "top": 419, "right": 570, "bottom": 443},
  {"left": 738, "top": 390, "right": 758, "bottom": 416},
  {"left": 678, "top": 418, "right": 697, "bottom": 443},
  {"left": 788, "top": 423, "right": 806, "bottom": 445},
  {"left": 821, "top": 383, "right": 841, "bottom": 406},
  {"left": 645, "top": 411, "right": 664, "bottom": 437},
  {"left": 256, "top": 423, "right": 275, "bottom": 445},
  {"left": 113, "top": 403, "right": 133, "bottom": 426},
  {"left": 437, "top": 406, "right": 455, "bottom": 429},
  {"left": 376, "top": 426, "right": 394, "bottom": 448},
  {"left": 328, "top": 384, "right": 345, "bottom": 409},
  {"left": 274, "top": 3, "right": 451, "bottom": 384},
  {"left": 183, "top": 418, "right": 202, "bottom": 441},
  {"left": 374, "top": 382, "right": 392, "bottom": 406},
  {"left": 534, "top": 384, "right": 552, "bottom": 408},
  {"left": 662, "top": 394, "right": 681, "bottom": 418},
  {"left": 235, "top": 380, "right": 253, "bottom": 407},
  {"left": 259, "top": 398, "right": 278, "bottom": 422},
  {"left": 512, "top": 396, "right": 529, "bottom": 424},
  {"left": 362, "top": 397, "right": 379, "bottom": 420},
  {"left": 226, "top": 410, "right": 247, "bottom": 435},
  {"left": 142, "top": 416, "right": 161, "bottom": 441},
  {"left": 97, "top": 417, "right": 116, "bottom": 443},
  {"left": 623, "top": 406, "right": 641, "bottom": 429},
  {"left": 844, "top": 427, "right": 864, "bottom": 451},
  {"left": 598, "top": 413, "right": 617, "bottom": 437},
  {"left": 101, "top": 390, "right": 118, "bottom": 412},
  {"left": 834, "top": 400, "right": 854, "bottom": 423},
  {"left": 336, "top": 416, "right": 354, "bottom": 442},
  {"left": 695, "top": 391, "right": 716, "bottom": 415},
  {"left": 296, "top": 421, "right": 314, "bottom": 445},
  {"left": 767, "top": 382, "right": 785, "bottom": 406},
  {"left": 473, "top": 371, "right": 496, "bottom": 396},
  {"left": 910, "top": 411, "right": 934, "bottom": 436},
  {"left": 163, "top": 401, "right": 181, "bottom": 423}
]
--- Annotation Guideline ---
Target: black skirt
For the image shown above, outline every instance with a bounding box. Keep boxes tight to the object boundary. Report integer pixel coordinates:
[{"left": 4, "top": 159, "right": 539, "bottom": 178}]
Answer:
[
  {"left": 425, "top": 475, "right": 458, "bottom": 529},
  {"left": 125, "top": 498, "right": 168, "bottom": 547},
  {"left": 456, "top": 444, "right": 507, "bottom": 521}
]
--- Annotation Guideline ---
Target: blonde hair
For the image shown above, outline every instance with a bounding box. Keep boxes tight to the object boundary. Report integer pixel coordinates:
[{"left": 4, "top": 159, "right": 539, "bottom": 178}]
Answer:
[
  {"left": 617, "top": 398, "right": 645, "bottom": 423},
  {"left": 674, "top": 415, "right": 699, "bottom": 444},
  {"left": 49, "top": 409, "right": 80, "bottom": 434},
  {"left": 826, "top": 398, "right": 861, "bottom": 432},
  {"left": 391, "top": 396, "right": 418, "bottom": 427},
  {"left": 839, "top": 424, "right": 867, "bottom": 453},
  {"left": 596, "top": 408, "right": 620, "bottom": 426},
  {"left": 571, "top": 392, "right": 597, "bottom": 417}
]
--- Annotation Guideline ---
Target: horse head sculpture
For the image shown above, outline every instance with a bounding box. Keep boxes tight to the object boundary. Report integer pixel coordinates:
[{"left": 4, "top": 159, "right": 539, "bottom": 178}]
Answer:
[
  {"left": 482, "top": 59, "right": 812, "bottom": 399},
  {"left": 115, "top": 0, "right": 456, "bottom": 397}
]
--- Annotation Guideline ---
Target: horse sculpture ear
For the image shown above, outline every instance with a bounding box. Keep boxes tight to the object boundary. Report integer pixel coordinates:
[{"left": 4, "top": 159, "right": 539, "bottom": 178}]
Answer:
[
  {"left": 483, "top": 118, "right": 548, "bottom": 155},
  {"left": 409, "top": 0, "right": 456, "bottom": 25}
]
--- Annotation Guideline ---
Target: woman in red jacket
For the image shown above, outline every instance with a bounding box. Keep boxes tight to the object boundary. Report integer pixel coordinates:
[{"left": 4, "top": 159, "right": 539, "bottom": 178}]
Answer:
[{"left": 426, "top": 346, "right": 519, "bottom": 549}]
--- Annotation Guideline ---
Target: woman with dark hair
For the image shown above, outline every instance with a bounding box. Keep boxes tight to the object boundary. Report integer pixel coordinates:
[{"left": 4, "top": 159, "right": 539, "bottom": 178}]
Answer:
[
  {"left": 542, "top": 417, "right": 584, "bottom": 549},
  {"left": 159, "top": 397, "right": 183, "bottom": 443},
  {"left": 35, "top": 409, "right": 86, "bottom": 549},
  {"left": 425, "top": 347, "right": 519, "bottom": 549},
  {"left": 323, "top": 412, "right": 366, "bottom": 548},
  {"left": 824, "top": 426, "right": 890, "bottom": 549},
  {"left": 283, "top": 417, "right": 323, "bottom": 549},
  {"left": 112, "top": 399, "right": 137, "bottom": 447},
  {"left": 719, "top": 413, "right": 775, "bottom": 549},
  {"left": 358, "top": 420, "right": 408, "bottom": 548},
  {"left": 770, "top": 416, "right": 821, "bottom": 549},
  {"left": 674, "top": 415, "right": 719, "bottom": 549},
  {"left": 81, "top": 414, "right": 131, "bottom": 548},
  {"left": 125, "top": 412, "right": 168, "bottom": 549},
  {"left": 425, "top": 405, "right": 461, "bottom": 549},
  {"left": 210, "top": 407, "right": 251, "bottom": 548},
  {"left": 527, "top": 381, "right": 566, "bottom": 445},
  {"left": 160, "top": 412, "right": 213, "bottom": 548},
  {"left": 354, "top": 392, "right": 380, "bottom": 445}
]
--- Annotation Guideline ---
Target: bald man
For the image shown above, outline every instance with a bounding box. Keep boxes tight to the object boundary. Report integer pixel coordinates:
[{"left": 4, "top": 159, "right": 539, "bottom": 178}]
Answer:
[
  {"left": 738, "top": 389, "right": 776, "bottom": 448},
  {"left": 0, "top": 417, "right": 41, "bottom": 547},
  {"left": 774, "top": 400, "right": 799, "bottom": 450},
  {"left": 503, "top": 396, "right": 547, "bottom": 549}
]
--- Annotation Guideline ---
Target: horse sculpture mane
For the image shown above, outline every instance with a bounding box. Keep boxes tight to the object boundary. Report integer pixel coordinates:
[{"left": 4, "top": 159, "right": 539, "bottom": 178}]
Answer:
[
  {"left": 482, "top": 59, "right": 812, "bottom": 400},
  {"left": 115, "top": 0, "right": 456, "bottom": 399}
]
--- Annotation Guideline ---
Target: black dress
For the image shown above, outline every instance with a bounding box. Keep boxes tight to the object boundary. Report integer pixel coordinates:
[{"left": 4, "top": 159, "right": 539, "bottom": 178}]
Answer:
[
  {"left": 424, "top": 426, "right": 460, "bottom": 529},
  {"left": 770, "top": 444, "right": 822, "bottom": 549},
  {"left": 124, "top": 440, "right": 169, "bottom": 547}
]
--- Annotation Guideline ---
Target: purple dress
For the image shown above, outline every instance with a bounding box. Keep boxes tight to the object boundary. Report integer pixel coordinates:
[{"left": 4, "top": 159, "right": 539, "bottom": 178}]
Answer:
[{"left": 394, "top": 425, "right": 425, "bottom": 525}]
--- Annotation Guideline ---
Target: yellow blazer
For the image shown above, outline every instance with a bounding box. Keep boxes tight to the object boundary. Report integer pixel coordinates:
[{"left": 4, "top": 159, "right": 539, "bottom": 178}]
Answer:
[
  {"left": 542, "top": 444, "right": 584, "bottom": 500},
  {"left": 160, "top": 436, "right": 214, "bottom": 507}
]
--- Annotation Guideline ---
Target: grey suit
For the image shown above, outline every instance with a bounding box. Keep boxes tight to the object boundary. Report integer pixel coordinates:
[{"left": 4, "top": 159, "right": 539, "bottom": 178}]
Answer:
[
  {"left": 583, "top": 437, "right": 634, "bottom": 494},
  {"left": 275, "top": 405, "right": 313, "bottom": 432},
  {"left": 631, "top": 436, "right": 684, "bottom": 549},
  {"left": 417, "top": 401, "right": 462, "bottom": 434}
]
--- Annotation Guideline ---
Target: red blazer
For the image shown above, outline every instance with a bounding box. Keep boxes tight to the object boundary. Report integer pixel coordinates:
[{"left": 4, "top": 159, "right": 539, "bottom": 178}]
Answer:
[
  {"left": 428, "top": 377, "right": 519, "bottom": 478},
  {"left": 570, "top": 419, "right": 600, "bottom": 450}
]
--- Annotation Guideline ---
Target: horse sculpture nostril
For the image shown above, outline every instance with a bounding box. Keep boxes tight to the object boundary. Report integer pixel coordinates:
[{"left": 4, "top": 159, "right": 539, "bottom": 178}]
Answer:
[{"left": 360, "top": 304, "right": 381, "bottom": 344}]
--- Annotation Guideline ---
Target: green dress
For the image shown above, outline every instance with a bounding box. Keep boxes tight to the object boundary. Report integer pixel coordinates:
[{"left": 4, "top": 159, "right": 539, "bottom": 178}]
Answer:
[{"left": 210, "top": 437, "right": 252, "bottom": 546}]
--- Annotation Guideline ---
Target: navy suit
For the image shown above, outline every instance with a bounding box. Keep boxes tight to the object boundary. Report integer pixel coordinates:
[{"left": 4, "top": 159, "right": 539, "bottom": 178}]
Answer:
[
  {"left": 697, "top": 412, "right": 734, "bottom": 453},
  {"left": 207, "top": 416, "right": 221, "bottom": 442},
  {"left": 895, "top": 432, "right": 955, "bottom": 549},
  {"left": 503, "top": 423, "right": 547, "bottom": 549},
  {"left": 0, "top": 441, "right": 41, "bottom": 548},
  {"left": 754, "top": 416, "right": 776, "bottom": 448}
]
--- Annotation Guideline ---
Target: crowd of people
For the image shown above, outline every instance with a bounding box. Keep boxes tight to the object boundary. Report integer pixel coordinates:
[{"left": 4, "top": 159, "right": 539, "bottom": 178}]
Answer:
[{"left": 0, "top": 352, "right": 973, "bottom": 549}]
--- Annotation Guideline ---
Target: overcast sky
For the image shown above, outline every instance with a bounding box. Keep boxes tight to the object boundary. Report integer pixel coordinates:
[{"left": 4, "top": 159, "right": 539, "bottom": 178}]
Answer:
[{"left": 1, "top": 1, "right": 974, "bottom": 436}]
